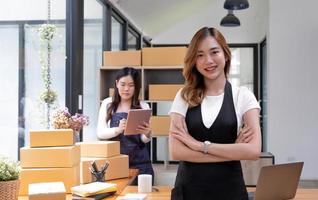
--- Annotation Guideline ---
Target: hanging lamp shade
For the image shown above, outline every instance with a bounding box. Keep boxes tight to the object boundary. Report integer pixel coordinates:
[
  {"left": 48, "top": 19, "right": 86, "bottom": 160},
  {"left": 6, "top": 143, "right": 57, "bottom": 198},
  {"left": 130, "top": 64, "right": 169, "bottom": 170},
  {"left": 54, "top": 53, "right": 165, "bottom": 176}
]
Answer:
[
  {"left": 224, "top": 0, "right": 249, "bottom": 10},
  {"left": 220, "top": 10, "right": 240, "bottom": 27}
]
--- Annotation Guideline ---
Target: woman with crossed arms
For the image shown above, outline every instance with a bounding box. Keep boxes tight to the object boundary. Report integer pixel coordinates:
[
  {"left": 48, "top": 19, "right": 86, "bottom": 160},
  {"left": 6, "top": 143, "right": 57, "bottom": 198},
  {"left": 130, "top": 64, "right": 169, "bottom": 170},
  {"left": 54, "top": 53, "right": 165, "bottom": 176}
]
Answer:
[{"left": 169, "top": 27, "right": 261, "bottom": 200}]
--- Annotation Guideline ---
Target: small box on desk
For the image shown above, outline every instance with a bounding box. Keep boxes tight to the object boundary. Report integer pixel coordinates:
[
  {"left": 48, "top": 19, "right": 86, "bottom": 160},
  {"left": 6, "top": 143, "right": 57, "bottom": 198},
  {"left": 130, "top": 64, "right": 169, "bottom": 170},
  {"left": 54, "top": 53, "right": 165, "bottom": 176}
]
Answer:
[
  {"left": 103, "top": 50, "right": 141, "bottom": 66},
  {"left": 19, "top": 166, "right": 80, "bottom": 195},
  {"left": 78, "top": 141, "right": 120, "bottom": 158},
  {"left": 20, "top": 145, "right": 80, "bottom": 168},
  {"left": 150, "top": 116, "right": 171, "bottom": 136},
  {"left": 29, "top": 129, "right": 75, "bottom": 147},
  {"left": 148, "top": 84, "right": 183, "bottom": 101},
  {"left": 142, "top": 47, "right": 187, "bottom": 66},
  {"left": 28, "top": 182, "right": 66, "bottom": 200},
  {"left": 80, "top": 155, "right": 129, "bottom": 184}
]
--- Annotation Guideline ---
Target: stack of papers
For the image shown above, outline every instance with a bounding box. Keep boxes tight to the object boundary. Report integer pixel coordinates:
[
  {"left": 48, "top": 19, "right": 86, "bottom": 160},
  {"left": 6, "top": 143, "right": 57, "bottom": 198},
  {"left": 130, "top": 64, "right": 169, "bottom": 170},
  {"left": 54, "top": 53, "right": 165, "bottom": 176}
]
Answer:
[
  {"left": 28, "top": 182, "right": 66, "bottom": 200},
  {"left": 118, "top": 193, "right": 147, "bottom": 200},
  {"left": 71, "top": 182, "right": 117, "bottom": 197}
]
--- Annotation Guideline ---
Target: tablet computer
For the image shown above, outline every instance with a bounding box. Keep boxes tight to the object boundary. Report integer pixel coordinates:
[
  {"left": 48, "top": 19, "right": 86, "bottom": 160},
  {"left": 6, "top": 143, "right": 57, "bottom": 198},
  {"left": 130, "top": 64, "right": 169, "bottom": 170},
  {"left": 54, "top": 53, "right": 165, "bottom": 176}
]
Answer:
[{"left": 124, "top": 109, "right": 152, "bottom": 135}]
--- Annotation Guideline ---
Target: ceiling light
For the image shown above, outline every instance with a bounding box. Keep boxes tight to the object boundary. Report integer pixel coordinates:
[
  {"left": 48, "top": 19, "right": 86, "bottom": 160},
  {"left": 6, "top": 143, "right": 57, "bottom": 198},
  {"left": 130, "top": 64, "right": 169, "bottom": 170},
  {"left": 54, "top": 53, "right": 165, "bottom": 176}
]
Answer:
[
  {"left": 220, "top": 10, "right": 240, "bottom": 27},
  {"left": 224, "top": 0, "right": 249, "bottom": 10}
]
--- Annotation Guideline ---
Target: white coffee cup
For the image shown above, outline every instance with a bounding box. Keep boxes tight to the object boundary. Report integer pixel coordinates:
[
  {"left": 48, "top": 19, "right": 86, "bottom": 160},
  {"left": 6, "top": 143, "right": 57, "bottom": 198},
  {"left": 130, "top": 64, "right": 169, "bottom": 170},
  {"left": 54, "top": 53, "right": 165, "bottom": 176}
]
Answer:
[{"left": 138, "top": 174, "right": 152, "bottom": 193}]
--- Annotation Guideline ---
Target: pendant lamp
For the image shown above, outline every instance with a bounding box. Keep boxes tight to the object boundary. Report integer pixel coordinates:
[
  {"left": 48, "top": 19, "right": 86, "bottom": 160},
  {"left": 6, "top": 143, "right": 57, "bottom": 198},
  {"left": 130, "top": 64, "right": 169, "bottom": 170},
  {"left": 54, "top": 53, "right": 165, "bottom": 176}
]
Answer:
[
  {"left": 220, "top": 10, "right": 240, "bottom": 27},
  {"left": 224, "top": 0, "right": 249, "bottom": 10}
]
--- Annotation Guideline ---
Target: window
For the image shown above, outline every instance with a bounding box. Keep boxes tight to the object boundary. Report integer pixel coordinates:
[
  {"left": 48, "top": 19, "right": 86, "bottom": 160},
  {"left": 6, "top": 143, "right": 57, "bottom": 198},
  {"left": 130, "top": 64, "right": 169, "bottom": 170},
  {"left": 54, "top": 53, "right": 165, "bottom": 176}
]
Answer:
[
  {"left": 0, "top": 25, "right": 19, "bottom": 159},
  {"left": 111, "top": 15, "right": 123, "bottom": 51},
  {"left": 24, "top": 23, "right": 66, "bottom": 145},
  {"left": 229, "top": 47, "right": 255, "bottom": 92},
  {"left": 127, "top": 28, "right": 139, "bottom": 50},
  {"left": 83, "top": 0, "right": 103, "bottom": 141}
]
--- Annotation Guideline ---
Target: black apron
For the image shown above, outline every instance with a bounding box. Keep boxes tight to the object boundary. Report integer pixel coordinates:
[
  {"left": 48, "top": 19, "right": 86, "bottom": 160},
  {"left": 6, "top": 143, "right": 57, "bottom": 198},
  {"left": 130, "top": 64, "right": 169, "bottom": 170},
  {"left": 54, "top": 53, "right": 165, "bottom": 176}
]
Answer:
[
  {"left": 109, "top": 112, "right": 154, "bottom": 184},
  {"left": 172, "top": 81, "right": 248, "bottom": 200}
]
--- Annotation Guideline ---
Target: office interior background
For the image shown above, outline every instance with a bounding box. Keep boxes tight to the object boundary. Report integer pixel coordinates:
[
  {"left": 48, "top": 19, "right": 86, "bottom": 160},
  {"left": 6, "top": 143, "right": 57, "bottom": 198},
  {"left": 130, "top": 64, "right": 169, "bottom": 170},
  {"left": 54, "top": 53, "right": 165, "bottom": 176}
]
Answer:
[{"left": 0, "top": 0, "right": 317, "bottom": 184}]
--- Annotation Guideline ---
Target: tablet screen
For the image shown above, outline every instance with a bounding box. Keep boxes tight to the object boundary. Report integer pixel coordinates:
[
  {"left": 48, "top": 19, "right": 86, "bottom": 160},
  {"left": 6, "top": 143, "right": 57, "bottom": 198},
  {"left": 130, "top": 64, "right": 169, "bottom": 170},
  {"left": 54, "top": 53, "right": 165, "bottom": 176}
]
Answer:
[{"left": 124, "top": 109, "right": 152, "bottom": 135}]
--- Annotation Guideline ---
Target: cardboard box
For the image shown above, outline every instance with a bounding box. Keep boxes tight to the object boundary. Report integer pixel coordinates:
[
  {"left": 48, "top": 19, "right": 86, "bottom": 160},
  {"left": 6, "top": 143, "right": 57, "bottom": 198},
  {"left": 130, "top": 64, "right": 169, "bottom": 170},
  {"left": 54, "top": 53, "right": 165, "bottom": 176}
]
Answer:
[
  {"left": 142, "top": 47, "right": 187, "bottom": 66},
  {"left": 28, "top": 182, "right": 66, "bottom": 200},
  {"left": 150, "top": 116, "right": 171, "bottom": 136},
  {"left": 20, "top": 145, "right": 80, "bottom": 168},
  {"left": 109, "top": 88, "right": 115, "bottom": 97},
  {"left": 149, "top": 84, "right": 183, "bottom": 101},
  {"left": 19, "top": 166, "right": 80, "bottom": 195},
  {"left": 78, "top": 141, "right": 120, "bottom": 158},
  {"left": 103, "top": 50, "right": 141, "bottom": 66},
  {"left": 30, "top": 129, "right": 75, "bottom": 147},
  {"left": 80, "top": 155, "right": 129, "bottom": 184}
]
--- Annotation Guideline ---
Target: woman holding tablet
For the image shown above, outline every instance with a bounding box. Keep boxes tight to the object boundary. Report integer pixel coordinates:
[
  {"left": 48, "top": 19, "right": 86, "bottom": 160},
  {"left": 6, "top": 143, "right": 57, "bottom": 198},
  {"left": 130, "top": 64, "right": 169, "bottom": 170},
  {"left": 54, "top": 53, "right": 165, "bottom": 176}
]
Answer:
[{"left": 97, "top": 67, "right": 154, "bottom": 183}]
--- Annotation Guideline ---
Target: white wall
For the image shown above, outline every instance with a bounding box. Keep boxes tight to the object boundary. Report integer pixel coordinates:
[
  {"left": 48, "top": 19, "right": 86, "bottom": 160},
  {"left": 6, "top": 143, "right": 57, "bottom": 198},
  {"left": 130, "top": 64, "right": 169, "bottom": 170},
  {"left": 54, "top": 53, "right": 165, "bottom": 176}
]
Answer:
[
  {"left": 152, "top": 0, "right": 268, "bottom": 44},
  {"left": 0, "top": 0, "right": 65, "bottom": 20},
  {"left": 0, "top": 0, "right": 102, "bottom": 21},
  {"left": 268, "top": 0, "right": 318, "bottom": 179}
]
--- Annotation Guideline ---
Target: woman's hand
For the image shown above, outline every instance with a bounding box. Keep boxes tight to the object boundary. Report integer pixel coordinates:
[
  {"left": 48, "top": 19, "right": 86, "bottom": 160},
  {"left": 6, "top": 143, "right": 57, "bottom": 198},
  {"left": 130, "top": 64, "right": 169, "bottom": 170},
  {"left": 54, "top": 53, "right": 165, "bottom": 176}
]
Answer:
[
  {"left": 172, "top": 130, "right": 202, "bottom": 152},
  {"left": 115, "top": 118, "right": 126, "bottom": 135},
  {"left": 236, "top": 125, "right": 253, "bottom": 143},
  {"left": 136, "top": 121, "right": 152, "bottom": 138}
]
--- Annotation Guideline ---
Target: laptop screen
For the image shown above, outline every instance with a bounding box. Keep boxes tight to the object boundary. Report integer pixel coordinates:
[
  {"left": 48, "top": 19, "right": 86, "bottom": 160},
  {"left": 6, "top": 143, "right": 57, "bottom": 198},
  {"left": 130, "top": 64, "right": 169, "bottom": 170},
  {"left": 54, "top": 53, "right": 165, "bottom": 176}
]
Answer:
[{"left": 252, "top": 162, "right": 303, "bottom": 200}]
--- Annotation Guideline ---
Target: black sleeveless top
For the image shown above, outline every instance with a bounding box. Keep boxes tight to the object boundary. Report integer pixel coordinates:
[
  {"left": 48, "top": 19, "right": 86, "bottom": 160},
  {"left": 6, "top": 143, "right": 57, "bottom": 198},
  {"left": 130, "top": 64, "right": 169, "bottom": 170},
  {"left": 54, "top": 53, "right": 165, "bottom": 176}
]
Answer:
[{"left": 172, "top": 81, "right": 248, "bottom": 200}]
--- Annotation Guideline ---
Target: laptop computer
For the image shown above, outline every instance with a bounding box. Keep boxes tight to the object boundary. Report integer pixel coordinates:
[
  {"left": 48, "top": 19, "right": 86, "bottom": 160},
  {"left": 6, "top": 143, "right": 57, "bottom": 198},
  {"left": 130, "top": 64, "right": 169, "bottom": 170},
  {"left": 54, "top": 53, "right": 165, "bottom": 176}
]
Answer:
[{"left": 248, "top": 162, "right": 304, "bottom": 200}]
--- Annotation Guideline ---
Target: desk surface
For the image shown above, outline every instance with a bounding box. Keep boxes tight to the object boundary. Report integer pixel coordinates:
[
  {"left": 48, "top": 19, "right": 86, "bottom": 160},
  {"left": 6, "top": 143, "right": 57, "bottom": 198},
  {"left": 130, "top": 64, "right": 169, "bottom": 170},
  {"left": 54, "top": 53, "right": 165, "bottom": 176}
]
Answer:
[
  {"left": 247, "top": 187, "right": 318, "bottom": 200},
  {"left": 18, "top": 169, "right": 139, "bottom": 200},
  {"left": 117, "top": 187, "right": 318, "bottom": 200},
  {"left": 18, "top": 174, "right": 318, "bottom": 200},
  {"left": 116, "top": 186, "right": 171, "bottom": 199}
]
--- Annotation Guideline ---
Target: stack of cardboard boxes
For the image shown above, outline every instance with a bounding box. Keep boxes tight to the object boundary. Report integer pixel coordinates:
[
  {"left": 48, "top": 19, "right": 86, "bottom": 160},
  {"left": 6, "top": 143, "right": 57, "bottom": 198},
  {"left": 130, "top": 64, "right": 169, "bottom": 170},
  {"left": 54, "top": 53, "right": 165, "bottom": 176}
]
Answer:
[
  {"left": 19, "top": 130, "right": 130, "bottom": 196},
  {"left": 78, "top": 141, "right": 129, "bottom": 184},
  {"left": 19, "top": 129, "right": 80, "bottom": 195}
]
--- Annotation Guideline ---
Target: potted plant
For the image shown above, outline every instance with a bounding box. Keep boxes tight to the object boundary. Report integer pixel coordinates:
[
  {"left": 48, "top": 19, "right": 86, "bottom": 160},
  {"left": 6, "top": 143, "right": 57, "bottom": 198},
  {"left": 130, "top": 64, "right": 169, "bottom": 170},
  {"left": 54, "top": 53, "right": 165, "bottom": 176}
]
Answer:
[{"left": 0, "top": 156, "right": 20, "bottom": 200}]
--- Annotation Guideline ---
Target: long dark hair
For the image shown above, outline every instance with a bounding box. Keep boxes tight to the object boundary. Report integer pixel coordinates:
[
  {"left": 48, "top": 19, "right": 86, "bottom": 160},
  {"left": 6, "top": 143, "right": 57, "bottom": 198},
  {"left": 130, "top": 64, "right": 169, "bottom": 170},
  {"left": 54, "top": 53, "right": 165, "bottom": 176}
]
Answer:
[
  {"left": 106, "top": 67, "right": 141, "bottom": 122},
  {"left": 181, "top": 27, "right": 231, "bottom": 107}
]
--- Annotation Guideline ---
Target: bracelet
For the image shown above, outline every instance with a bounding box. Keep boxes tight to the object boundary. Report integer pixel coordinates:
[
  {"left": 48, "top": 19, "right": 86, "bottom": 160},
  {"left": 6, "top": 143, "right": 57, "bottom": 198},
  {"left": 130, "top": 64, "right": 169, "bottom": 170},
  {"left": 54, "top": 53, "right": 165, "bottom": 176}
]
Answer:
[{"left": 203, "top": 141, "right": 211, "bottom": 154}]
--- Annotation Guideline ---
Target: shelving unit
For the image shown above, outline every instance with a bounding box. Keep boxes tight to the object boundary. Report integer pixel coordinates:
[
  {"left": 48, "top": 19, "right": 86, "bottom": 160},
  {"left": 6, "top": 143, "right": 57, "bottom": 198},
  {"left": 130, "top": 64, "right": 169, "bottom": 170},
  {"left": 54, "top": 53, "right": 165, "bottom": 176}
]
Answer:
[{"left": 100, "top": 47, "right": 187, "bottom": 168}]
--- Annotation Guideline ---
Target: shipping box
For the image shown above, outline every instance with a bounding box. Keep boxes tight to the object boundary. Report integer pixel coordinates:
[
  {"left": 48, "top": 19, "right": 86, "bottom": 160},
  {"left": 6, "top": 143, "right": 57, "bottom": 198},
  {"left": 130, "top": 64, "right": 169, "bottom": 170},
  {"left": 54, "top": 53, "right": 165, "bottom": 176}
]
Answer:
[
  {"left": 80, "top": 155, "right": 129, "bottom": 184},
  {"left": 103, "top": 50, "right": 141, "bottom": 66},
  {"left": 148, "top": 84, "right": 183, "bottom": 101},
  {"left": 78, "top": 141, "right": 120, "bottom": 158},
  {"left": 150, "top": 116, "right": 171, "bottom": 136},
  {"left": 20, "top": 145, "right": 80, "bottom": 168},
  {"left": 142, "top": 47, "right": 187, "bottom": 66},
  {"left": 19, "top": 166, "right": 80, "bottom": 195},
  {"left": 29, "top": 129, "right": 74, "bottom": 147}
]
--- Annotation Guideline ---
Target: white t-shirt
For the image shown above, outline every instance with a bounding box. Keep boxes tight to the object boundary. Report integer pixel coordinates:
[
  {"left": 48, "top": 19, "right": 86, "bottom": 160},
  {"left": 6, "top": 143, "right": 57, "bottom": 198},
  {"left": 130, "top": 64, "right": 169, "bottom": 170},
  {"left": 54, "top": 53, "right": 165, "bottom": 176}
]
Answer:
[
  {"left": 169, "top": 86, "right": 260, "bottom": 133},
  {"left": 97, "top": 97, "right": 151, "bottom": 143}
]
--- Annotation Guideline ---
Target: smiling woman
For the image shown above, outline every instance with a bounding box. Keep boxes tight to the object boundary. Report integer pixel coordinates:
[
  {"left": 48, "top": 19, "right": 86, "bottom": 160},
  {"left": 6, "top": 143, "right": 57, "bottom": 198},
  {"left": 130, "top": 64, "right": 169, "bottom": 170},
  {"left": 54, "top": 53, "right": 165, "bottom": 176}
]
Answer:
[{"left": 169, "top": 27, "right": 261, "bottom": 200}]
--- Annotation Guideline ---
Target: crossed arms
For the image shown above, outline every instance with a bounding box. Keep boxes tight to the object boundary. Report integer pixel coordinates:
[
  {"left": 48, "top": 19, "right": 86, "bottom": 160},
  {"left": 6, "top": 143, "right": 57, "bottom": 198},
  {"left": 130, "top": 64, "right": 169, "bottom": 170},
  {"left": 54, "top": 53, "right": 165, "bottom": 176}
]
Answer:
[{"left": 169, "top": 108, "right": 261, "bottom": 163}]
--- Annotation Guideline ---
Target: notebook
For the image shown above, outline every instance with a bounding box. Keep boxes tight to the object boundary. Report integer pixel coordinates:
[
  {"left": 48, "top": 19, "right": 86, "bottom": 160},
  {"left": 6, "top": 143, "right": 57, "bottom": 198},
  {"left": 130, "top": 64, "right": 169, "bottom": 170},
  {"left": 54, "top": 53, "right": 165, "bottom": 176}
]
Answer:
[
  {"left": 71, "top": 182, "right": 117, "bottom": 197},
  {"left": 248, "top": 162, "right": 304, "bottom": 200}
]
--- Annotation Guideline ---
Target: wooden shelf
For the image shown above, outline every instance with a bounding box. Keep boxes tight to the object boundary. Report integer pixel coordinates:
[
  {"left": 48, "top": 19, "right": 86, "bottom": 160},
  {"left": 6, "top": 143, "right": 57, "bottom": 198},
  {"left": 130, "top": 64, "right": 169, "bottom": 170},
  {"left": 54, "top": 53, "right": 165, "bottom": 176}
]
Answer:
[
  {"left": 100, "top": 65, "right": 183, "bottom": 70},
  {"left": 100, "top": 66, "right": 142, "bottom": 70},
  {"left": 141, "top": 65, "right": 184, "bottom": 69}
]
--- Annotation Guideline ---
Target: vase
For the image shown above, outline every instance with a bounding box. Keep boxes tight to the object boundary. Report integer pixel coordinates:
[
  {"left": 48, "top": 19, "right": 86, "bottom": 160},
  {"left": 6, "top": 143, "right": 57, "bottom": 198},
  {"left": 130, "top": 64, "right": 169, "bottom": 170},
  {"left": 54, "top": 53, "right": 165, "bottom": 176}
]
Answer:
[
  {"left": 0, "top": 180, "right": 19, "bottom": 200},
  {"left": 74, "top": 130, "right": 80, "bottom": 143}
]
